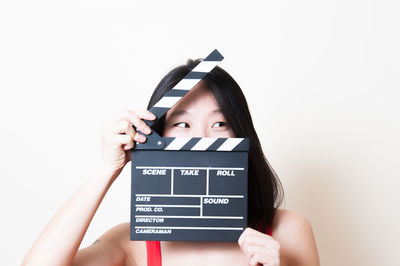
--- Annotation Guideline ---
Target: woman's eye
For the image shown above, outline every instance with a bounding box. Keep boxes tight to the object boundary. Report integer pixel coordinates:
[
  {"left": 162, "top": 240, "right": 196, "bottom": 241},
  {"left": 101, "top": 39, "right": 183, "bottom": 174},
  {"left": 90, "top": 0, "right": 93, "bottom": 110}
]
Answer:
[
  {"left": 174, "top": 122, "right": 190, "bottom": 128},
  {"left": 212, "top": 121, "right": 227, "bottom": 128}
]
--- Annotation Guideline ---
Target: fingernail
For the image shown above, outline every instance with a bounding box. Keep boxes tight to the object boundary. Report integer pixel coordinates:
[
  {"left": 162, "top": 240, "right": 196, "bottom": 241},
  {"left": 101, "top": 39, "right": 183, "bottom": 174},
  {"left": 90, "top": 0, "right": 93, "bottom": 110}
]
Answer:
[
  {"left": 143, "top": 127, "right": 151, "bottom": 134},
  {"left": 138, "top": 134, "right": 146, "bottom": 142}
]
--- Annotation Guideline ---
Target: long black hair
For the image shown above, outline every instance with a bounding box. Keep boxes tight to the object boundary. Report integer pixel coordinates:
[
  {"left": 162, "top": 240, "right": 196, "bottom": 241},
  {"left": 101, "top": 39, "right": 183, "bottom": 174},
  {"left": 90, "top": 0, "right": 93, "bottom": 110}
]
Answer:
[{"left": 147, "top": 59, "right": 284, "bottom": 230}]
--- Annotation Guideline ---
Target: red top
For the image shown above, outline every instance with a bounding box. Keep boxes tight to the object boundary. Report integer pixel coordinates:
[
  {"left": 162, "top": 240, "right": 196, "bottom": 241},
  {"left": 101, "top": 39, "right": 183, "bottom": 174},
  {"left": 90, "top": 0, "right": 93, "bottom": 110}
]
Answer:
[{"left": 146, "top": 225, "right": 272, "bottom": 266}]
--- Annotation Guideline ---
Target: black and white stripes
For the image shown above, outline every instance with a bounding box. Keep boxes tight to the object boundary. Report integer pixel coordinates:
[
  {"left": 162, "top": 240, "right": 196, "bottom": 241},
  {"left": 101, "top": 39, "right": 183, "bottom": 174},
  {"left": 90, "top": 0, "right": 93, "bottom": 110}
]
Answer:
[
  {"left": 162, "top": 137, "right": 249, "bottom": 151},
  {"left": 134, "top": 49, "right": 250, "bottom": 152},
  {"left": 148, "top": 49, "right": 224, "bottom": 121}
]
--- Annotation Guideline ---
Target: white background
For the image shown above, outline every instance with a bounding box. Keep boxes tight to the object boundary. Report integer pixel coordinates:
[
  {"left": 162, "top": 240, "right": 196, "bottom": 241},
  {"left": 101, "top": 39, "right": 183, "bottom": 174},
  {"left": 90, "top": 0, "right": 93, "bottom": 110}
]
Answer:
[{"left": 1, "top": 1, "right": 399, "bottom": 265}]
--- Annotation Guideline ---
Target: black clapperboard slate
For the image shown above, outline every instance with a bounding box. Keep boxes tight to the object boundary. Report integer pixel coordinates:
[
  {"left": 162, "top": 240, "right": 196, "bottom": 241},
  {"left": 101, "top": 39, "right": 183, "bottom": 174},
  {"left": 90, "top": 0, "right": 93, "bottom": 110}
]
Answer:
[{"left": 130, "top": 49, "right": 249, "bottom": 242}]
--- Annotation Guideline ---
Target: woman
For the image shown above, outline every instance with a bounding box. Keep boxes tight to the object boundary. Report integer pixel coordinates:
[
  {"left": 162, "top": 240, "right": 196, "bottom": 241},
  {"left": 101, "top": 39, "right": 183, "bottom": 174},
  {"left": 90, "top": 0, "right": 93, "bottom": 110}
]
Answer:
[{"left": 22, "top": 59, "right": 320, "bottom": 266}]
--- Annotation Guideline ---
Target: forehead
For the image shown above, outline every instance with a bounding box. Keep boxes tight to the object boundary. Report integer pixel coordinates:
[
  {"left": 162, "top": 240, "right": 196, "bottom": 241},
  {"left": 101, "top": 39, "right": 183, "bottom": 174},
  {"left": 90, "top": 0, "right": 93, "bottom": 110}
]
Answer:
[{"left": 165, "top": 82, "right": 219, "bottom": 118}]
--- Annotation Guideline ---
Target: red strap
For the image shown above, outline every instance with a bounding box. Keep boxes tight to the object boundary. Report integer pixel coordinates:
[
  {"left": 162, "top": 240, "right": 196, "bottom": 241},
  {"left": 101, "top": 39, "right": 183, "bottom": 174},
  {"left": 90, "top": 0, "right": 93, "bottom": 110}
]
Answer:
[
  {"left": 256, "top": 223, "right": 273, "bottom": 236},
  {"left": 266, "top": 225, "right": 272, "bottom": 236},
  {"left": 146, "top": 241, "right": 162, "bottom": 266}
]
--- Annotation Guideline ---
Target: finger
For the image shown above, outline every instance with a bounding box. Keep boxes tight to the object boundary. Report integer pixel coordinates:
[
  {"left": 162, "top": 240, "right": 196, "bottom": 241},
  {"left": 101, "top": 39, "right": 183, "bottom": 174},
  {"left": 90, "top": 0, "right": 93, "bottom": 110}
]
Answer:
[
  {"left": 242, "top": 244, "right": 279, "bottom": 262},
  {"left": 124, "top": 122, "right": 137, "bottom": 141},
  {"left": 121, "top": 120, "right": 147, "bottom": 144},
  {"left": 111, "top": 134, "right": 133, "bottom": 147},
  {"left": 248, "top": 249, "right": 280, "bottom": 266},
  {"left": 121, "top": 110, "right": 152, "bottom": 135},
  {"left": 110, "top": 110, "right": 149, "bottom": 135},
  {"left": 113, "top": 134, "right": 136, "bottom": 152},
  {"left": 133, "top": 109, "right": 157, "bottom": 121},
  {"left": 126, "top": 132, "right": 146, "bottom": 148},
  {"left": 245, "top": 250, "right": 279, "bottom": 266},
  {"left": 122, "top": 133, "right": 136, "bottom": 150},
  {"left": 240, "top": 234, "right": 280, "bottom": 251},
  {"left": 123, "top": 143, "right": 134, "bottom": 151},
  {"left": 244, "top": 227, "right": 273, "bottom": 240},
  {"left": 112, "top": 121, "right": 147, "bottom": 144},
  {"left": 239, "top": 227, "right": 273, "bottom": 247},
  {"left": 247, "top": 245, "right": 279, "bottom": 257},
  {"left": 239, "top": 227, "right": 270, "bottom": 243},
  {"left": 238, "top": 227, "right": 255, "bottom": 246},
  {"left": 113, "top": 120, "right": 135, "bottom": 136}
]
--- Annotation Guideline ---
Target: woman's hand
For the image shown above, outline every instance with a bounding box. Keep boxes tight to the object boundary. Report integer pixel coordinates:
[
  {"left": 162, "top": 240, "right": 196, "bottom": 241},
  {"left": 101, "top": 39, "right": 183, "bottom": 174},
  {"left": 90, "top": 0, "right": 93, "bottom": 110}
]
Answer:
[
  {"left": 100, "top": 109, "right": 156, "bottom": 174},
  {"left": 21, "top": 110, "right": 156, "bottom": 266},
  {"left": 238, "top": 227, "right": 280, "bottom": 266}
]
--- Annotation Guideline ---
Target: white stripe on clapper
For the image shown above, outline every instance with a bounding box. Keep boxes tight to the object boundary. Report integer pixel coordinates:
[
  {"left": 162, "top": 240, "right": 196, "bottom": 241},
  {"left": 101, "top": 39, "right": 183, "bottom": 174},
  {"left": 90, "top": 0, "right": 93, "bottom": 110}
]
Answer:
[
  {"left": 191, "top": 61, "right": 220, "bottom": 73},
  {"left": 153, "top": 97, "right": 182, "bottom": 108},
  {"left": 165, "top": 137, "right": 192, "bottom": 150},
  {"left": 191, "top": 138, "right": 218, "bottom": 151},
  {"left": 217, "top": 138, "right": 244, "bottom": 151},
  {"left": 173, "top": 79, "right": 201, "bottom": 91}
]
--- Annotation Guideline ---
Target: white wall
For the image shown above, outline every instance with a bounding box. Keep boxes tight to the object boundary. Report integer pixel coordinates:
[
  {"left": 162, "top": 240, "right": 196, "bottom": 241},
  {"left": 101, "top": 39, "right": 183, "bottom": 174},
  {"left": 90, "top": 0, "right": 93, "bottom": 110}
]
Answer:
[{"left": 1, "top": 1, "right": 399, "bottom": 265}]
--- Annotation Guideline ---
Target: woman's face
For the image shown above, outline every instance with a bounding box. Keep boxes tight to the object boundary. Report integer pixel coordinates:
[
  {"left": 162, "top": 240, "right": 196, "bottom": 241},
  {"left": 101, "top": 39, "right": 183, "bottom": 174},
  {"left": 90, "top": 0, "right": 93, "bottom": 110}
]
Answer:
[{"left": 163, "top": 82, "right": 235, "bottom": 138}]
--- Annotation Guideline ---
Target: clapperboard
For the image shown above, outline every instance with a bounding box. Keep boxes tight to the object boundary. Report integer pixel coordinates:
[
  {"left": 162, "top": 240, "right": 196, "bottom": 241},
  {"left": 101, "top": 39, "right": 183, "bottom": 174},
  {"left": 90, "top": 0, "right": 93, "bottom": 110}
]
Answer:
[{"left": 130, "top": 49, "right": 250, "bottom": 242}]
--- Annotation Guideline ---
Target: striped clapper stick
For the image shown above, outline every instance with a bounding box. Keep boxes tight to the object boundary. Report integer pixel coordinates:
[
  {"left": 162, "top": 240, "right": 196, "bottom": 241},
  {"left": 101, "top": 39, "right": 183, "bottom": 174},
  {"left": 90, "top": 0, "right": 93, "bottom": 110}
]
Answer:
[{"left": 130, "top": 49, "right": 250, "bottom": 242}]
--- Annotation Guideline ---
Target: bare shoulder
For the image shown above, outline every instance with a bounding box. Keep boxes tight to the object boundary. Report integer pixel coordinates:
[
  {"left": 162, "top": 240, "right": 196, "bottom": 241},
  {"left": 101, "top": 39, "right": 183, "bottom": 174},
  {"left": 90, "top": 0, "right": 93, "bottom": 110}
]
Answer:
[
  {"left": 74, "top": 222, "right": 146, "bottom": 266},
  {"left": 272, "top": 209, "right": 314, "bottom": 237},
  {"left": 99, "top": 222, "right": 130, "bottom": 243},
  {"left": 272, "top": 209, "right": 320, "bottom": 266},
  {"left": 99, "top": 222, "right": 145, "bottom": 254}
]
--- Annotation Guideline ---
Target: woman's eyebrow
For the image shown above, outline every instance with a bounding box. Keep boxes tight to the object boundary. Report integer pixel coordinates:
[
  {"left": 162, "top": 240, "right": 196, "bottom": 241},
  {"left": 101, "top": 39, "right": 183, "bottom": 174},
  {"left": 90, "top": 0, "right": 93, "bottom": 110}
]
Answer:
[
  {"left": 168, "top": 109, "right": 221, "bottom": 118},
  {"left": 168, "top": 110, "right": 190, "bottom": 118}
]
